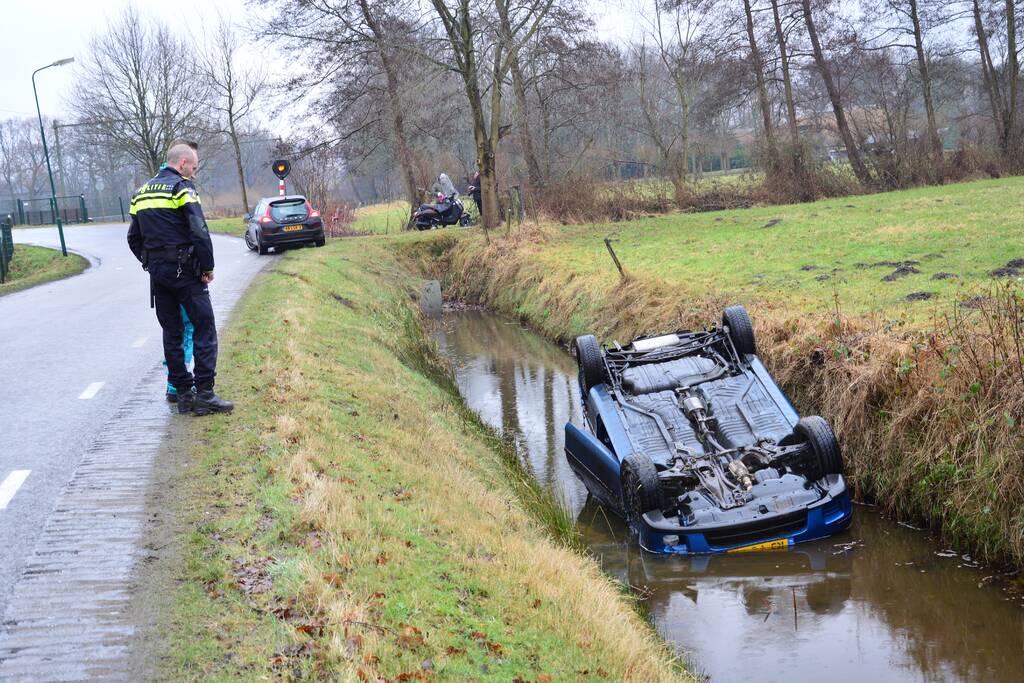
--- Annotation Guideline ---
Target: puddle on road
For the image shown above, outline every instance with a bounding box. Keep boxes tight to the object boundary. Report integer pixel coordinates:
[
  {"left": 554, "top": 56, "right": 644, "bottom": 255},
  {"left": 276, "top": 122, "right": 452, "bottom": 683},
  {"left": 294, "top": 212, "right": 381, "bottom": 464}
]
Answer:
[{"left": 434, "top": 309, "right": 1024, "bottom": 683}]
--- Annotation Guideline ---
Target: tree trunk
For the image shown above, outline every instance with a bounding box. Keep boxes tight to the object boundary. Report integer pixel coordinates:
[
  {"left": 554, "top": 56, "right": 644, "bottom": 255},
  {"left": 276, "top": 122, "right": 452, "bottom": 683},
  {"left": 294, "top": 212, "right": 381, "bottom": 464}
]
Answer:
[
  {"left": 801, "top": 0, "right": 872, "bottom": 185},
  {"left": 227, "top": 119, "right": 248, "bottom": 213},
  {"left": 743, "top": 0, "right": 778, "bottom": 169},
  {"left": 771, "top": 0, "right": 802, "bottom": 171},
  {"left": 510, "top": 52, "right": 544, "bottom": 188},
  {"left": 358, "top": 0, "right": 419, "bottom": 218},
  {"left": 1006, "top": 0, "right": 1019, "bottom": 158},
  {"left": 908, "top": 0, "right": 943, "bottom": 168},
  {"left": 974, "top": 0, "right": 1006, "bottom": 151}
]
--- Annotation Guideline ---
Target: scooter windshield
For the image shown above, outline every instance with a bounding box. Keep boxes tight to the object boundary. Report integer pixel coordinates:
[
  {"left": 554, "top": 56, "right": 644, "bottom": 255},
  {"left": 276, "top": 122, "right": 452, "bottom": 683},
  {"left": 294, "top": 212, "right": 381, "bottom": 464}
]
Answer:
[{"left": 435, "top": 173, "right": 458, "bottom": 198}]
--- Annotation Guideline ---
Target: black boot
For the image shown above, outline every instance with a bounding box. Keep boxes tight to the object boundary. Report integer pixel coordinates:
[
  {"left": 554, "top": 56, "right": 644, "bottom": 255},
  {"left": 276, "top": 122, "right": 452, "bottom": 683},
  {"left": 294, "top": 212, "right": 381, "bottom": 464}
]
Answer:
[
  {"left": 166, "top": 390, "right": 178, "bottom": 404},
  {"left": 177, "top": 388, "right": 196, "bottom": 414},
  {"left": 193, "top": 389, "right": 234, "bottom": 416}
]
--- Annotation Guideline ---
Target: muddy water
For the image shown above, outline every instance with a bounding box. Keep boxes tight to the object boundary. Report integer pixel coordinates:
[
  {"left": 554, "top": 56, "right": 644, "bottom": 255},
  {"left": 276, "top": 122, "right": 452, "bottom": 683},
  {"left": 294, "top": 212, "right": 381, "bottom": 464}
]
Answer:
[{"left": 433, "top": 309, "right": 1024, "bottom": 683}]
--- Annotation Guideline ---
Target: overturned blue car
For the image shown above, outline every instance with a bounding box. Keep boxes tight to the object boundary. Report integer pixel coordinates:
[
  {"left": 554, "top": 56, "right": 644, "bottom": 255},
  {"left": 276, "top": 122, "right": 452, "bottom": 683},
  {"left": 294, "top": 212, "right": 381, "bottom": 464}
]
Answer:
[{"left": 565, "top": 305, "right": 852, "bottom": 554}]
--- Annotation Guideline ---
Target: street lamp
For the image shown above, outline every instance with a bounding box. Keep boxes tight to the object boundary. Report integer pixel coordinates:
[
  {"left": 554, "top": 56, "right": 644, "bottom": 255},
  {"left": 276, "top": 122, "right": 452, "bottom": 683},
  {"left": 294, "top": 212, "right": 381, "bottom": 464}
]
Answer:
[{"left": 32, "top": 57, "right": 74, "bottom": 257}]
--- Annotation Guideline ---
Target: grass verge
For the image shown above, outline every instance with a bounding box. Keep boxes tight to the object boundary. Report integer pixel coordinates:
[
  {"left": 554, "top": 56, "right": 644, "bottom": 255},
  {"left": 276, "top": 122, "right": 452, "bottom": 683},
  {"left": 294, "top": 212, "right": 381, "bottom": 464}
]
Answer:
[
  {"left": 397, "top": 176, "right": 1024, "bottom": 569},
  {"left": 165, "top": 237, "right": 686, "bottom": 680},
  {"left": 352, "top": 201, "right": 412, "bottom": 234},
  {"left": 0, "top": 245, "right": 88, "bottom": 296},
  {"left": 206, "top": 216, "right": 245, "bottom": 236}
]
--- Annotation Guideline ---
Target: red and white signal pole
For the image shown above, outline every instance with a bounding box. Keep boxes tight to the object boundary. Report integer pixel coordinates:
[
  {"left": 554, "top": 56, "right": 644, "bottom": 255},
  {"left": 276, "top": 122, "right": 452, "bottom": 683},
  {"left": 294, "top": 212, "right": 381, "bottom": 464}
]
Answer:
[
  {"left": 278, "top": 178, "right": 285, "bottom": 196},
  {"left": 272, "top": 159, "right": 291, "bottom": 196}
]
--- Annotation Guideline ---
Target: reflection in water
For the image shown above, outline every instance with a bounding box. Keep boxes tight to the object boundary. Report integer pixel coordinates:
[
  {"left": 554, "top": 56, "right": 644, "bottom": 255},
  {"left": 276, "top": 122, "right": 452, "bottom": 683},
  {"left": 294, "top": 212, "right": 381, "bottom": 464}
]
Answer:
[{"left": 434, "top": 310, "right": 1024, "bottom": 683}]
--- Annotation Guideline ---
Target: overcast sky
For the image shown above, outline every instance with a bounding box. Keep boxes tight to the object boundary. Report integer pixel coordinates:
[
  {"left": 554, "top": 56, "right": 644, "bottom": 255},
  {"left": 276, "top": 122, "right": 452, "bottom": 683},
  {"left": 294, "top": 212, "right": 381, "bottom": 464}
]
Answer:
[{"left": 0, "top": 0, "right": 635, "bottom": 127}]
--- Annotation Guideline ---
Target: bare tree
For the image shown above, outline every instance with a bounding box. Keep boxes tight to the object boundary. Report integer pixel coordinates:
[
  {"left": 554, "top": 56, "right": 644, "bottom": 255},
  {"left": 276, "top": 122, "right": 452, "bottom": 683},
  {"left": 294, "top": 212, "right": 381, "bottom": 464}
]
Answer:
[
  {"left": 742, "top": 0, "right": 779, "bottom": 168},
  {"left": 258, "top": 0, "right": 425, "bottom": 216},
  {"left": 202, "top": 16, "right": 265, "bottom": 213},
  {"left": 69, "top": 6, "right": 210, "bottom": 175},
  {"left": 800, "top": 0, "right": 873, "bottom": 185},
  {"left": 429, "top": 0, "right": 556, "bottom": 233}
]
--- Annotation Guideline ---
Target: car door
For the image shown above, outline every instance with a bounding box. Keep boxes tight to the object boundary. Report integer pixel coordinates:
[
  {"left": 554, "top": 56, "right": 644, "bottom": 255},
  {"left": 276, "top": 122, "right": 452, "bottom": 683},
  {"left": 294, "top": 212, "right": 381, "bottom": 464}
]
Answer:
[{"left": 249, "top": 201, "right": 265, "bottom": 240}]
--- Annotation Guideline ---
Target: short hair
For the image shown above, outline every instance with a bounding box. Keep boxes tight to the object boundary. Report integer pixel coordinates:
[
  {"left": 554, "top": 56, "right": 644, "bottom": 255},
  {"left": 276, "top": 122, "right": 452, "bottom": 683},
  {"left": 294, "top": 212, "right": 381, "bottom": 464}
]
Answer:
[{"left": 166, "top": 139, "right": 198, "bottom": 166}]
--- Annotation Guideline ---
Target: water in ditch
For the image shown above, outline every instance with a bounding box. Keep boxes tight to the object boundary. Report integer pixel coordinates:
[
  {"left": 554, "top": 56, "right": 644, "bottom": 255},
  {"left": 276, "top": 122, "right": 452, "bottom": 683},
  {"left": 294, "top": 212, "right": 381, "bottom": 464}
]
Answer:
[{"left": 433, "top": 308, "right": 1024, "bottom": 683}]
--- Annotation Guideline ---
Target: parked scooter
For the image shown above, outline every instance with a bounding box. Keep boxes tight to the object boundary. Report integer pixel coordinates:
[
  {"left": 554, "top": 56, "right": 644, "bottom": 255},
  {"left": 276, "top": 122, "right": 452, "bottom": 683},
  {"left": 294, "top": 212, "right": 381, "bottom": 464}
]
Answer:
[{"left": 412, "top": 173, "right": 471, "bottom": 230}]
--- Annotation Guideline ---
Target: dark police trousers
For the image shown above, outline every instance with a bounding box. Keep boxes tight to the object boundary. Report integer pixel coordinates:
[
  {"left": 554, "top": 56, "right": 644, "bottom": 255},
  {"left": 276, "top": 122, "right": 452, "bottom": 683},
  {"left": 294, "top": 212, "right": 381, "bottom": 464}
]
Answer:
[{"left": 150, "top": 260, "right": 217, "bottom": 392}]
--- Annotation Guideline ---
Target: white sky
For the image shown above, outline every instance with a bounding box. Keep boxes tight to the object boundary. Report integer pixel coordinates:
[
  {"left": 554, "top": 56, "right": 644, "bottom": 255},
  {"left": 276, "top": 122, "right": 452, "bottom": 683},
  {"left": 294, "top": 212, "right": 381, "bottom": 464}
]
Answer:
[{"left": 0, "top": 0, "right": 635, "bottom": 125}]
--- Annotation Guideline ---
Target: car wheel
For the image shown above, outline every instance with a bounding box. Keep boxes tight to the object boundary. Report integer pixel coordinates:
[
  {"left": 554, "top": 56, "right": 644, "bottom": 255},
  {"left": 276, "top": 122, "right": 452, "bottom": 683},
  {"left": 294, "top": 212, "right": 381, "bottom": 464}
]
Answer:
[
  {"left": 575, "top": 334, "right": 607, "bottom": 392},
  {"left": 620, "top": 455, "right": 663, "bottom": 529},
  {"left": 244, "top": 229, "right": 257, "bottom": 251},
  {"left": 257, "top": 235, "right": 269, "bottom": 255},
  {"left": 314, "top": 236, "right": 326, "bottom": 247},
  {"left": 795, "top": 415, "right": 843, "bottom": 479},
  {"left": 722, "top": 304, "right": 756, "bottom": 356}
]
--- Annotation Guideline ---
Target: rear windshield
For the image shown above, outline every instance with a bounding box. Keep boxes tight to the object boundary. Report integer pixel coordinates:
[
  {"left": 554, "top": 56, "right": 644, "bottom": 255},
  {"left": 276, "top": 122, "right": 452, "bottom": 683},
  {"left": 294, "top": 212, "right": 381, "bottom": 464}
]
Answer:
[{"left": 270, "top": 199, "right": 308, "bottom": 223}]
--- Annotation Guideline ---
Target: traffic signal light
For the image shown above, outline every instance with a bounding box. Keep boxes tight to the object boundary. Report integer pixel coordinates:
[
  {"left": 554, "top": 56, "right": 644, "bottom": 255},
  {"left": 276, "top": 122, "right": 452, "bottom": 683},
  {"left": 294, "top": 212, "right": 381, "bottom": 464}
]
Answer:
[{"left": 272, "top": 159, "right": 291, "bottom": 180}]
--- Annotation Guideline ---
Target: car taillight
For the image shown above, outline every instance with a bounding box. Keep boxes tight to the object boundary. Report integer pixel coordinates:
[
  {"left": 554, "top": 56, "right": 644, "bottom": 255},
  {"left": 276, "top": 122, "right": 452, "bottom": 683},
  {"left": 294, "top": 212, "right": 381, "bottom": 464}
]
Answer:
[
  {"left": 259, "top": 215, "right": 273, "bottom": 224},
  {"left": 306, "top": 201, "right": 320, "bottom": 219}
]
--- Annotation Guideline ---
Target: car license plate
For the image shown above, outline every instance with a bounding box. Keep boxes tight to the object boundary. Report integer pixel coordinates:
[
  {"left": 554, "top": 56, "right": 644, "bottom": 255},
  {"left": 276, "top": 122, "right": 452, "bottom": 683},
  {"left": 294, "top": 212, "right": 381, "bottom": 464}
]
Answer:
[
  {"left": 727, "top": 538, "right": 791, "bottom": 553},
  {"left": 283, "top": 224, "right": 303, "bottom": 232}
]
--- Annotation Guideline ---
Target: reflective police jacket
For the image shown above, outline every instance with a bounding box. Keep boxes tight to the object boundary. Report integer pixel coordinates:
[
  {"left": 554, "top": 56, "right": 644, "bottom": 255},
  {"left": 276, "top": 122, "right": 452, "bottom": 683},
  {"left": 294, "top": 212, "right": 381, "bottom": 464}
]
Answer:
[{"left": 126, "top": 166, "right": 214, "bottom": 272}]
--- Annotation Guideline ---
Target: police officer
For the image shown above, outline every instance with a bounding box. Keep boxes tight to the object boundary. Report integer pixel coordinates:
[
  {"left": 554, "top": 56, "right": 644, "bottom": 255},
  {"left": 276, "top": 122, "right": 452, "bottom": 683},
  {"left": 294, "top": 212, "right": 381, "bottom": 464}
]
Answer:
[{"left": 127, "top": 140, "right": 233, "bottom": 415}]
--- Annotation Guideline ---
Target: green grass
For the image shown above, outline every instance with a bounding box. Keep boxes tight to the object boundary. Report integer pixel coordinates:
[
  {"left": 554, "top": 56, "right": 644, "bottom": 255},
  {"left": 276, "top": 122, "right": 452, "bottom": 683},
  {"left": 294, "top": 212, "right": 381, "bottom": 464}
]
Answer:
[
  {"left": 537, "top": 176, "right": 1024, "bottom": 323},
  {"left": 352, "top": 201, "right": 412, "bottom": 234},
  {"left": 0, "top": 245, "right": 88, "bottom": 296},
  {"left": 164, "top": 237, "right": 685, "bottom": 681},
  {"left": 206, "top": 216, "right": 245, "bottom": 236}
]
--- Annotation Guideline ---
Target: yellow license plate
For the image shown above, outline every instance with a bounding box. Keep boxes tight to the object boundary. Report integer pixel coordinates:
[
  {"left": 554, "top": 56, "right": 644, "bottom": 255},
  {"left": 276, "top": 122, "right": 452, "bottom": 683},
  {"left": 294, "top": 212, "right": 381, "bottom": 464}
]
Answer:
[
  {"left": 727, "top": 538, "right": 791, "bottom": 553},
  {"left": 283, "top": 224, "right": 303, "bottom": 232}
]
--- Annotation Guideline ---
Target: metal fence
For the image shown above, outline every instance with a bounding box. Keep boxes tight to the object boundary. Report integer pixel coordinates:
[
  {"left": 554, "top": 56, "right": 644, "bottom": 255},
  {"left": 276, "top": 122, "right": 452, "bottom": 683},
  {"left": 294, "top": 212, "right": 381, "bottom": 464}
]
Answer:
[
  {"left": 0, "top": 215, "right": 14, "bottom": 284},
  {"left": 0, "top": 195, "right": 133, "bottom": 226}
]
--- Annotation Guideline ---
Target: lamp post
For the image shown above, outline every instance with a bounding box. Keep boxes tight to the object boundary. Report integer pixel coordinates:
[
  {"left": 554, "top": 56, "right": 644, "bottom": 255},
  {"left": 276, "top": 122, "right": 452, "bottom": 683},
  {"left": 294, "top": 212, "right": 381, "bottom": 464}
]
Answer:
[{"left": 32, "top": 57, "right": 74, "bottom": 257}]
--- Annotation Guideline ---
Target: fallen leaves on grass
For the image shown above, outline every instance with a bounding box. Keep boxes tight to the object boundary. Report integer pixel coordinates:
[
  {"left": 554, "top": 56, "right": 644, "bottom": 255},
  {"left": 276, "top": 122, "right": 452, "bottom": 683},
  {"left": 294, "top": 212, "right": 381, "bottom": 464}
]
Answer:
[{"left": 234, "top": 556, "right": 274, "bottom": 595}]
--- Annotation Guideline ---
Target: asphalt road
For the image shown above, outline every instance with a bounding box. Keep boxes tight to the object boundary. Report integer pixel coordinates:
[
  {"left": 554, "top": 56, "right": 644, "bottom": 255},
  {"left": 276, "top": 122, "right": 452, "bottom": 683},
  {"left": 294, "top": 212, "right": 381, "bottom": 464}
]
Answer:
[{"left": 0, "top": 223, "right": 267, "bottom": 615}]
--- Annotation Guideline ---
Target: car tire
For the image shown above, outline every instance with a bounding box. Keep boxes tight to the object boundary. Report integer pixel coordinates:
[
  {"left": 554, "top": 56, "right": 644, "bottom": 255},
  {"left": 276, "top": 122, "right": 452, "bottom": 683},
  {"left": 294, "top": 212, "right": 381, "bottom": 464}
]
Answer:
[
  {"left": 244, "top": 229, "right": 257, "bottom": 251},
  {"left": 723, "top": 304, "right": 756, "bottom": 356},
  {"left": 257, "top": 235, "right": 269, "bottom": 255},
  {"left": 795, "top": 415, "right": 843, "bottom": 478},
  {"left": 314, "top": 236, "right": 326, "bottom": 247},
  {"left": 575, "top": 334, "right": 607, "bottom": 392},
  {"left": 620, "top": 455, "right": 663, "bottom": 528}
]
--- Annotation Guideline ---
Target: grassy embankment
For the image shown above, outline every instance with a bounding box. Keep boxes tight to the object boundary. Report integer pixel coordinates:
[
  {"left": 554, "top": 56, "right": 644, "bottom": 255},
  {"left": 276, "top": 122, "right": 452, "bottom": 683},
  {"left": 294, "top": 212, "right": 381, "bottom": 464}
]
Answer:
[
  {"left": 166, "top": 238, "right": 685, "bottom": 680},
  {"left": 0, "top": 245, "right": 88, "bottom": 297},
  {"left": 401, "top": 175, "right": 1024, "bottom": 568}
]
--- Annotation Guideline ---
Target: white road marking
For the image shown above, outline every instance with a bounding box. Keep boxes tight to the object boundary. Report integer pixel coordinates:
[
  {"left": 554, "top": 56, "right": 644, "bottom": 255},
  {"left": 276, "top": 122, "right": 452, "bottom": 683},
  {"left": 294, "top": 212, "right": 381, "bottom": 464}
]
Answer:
[
  {"left": 131, "top": 336, "right": 147, "bottom": 348},
  {"left": 78, "top": 382, "right": 104, "bottom": 400},
  {"left": 0, "top": 470, "right": 31, "bottom": 510}
]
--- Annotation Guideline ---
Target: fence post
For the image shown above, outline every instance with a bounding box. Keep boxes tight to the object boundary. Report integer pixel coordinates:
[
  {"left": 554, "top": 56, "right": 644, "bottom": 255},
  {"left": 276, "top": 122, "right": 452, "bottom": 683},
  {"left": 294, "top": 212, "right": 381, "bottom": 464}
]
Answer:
[
  {"left": 79, "top": 194, "right": 88, "bottom": 223},
  {"left": 118, "top": 196, "right": 125, "bottom": 222},
  {"left": 0, "top": 215, "right": 13, "bottom": 284},
  {"left": 16, "top": 198, "right": 25, "bottom": 225}
]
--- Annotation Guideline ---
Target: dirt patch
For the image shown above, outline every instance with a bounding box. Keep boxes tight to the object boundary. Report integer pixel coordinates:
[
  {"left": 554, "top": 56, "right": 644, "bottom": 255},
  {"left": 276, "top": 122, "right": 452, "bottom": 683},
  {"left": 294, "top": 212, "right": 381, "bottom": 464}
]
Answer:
[
  {"left": 1007, "top": 259, "right": 1024, "bottom": 269},
  {"left": 990, "top": 266, "right": 1020, "bottom": 278},
  {"left": 905, "top": 292, "right": 935, "bottom": 302},
  {"left": 882, "top": 265, "right": 921, "bottom": 282},
  {"left": 931, "top": 272, "right": 957, "bottom": 280},
  {"left": 331, "top": 292, "right": 357, "bottom": 309},
  {"left": 800, "top": 264, "right": 819, "bottom": 271},
  {"left": 873, "top": 260, "right": 921, "bottom": 268},
  {"left": 961, "top": 296, "right": 992, "bottom": 309},
  {"left": 761, "top": 218, "right": 783, "bottom": 229},
  {"left": 815, "top": 274, "right": 831, "bottom": 282}
]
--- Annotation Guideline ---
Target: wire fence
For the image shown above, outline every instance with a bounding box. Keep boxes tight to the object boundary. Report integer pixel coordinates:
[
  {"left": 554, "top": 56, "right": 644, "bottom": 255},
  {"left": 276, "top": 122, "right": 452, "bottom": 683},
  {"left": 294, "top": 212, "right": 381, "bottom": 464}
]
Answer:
[{"left": 0, "top": 195, "right": 130, "bottom": 225}]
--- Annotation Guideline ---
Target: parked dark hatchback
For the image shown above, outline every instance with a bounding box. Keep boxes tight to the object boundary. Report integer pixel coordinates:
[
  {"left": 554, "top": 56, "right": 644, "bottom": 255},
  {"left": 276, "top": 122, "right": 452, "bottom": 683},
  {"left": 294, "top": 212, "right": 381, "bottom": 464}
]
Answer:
[{"left": 244, "top": 195, "right": 325, "bottom": 254}]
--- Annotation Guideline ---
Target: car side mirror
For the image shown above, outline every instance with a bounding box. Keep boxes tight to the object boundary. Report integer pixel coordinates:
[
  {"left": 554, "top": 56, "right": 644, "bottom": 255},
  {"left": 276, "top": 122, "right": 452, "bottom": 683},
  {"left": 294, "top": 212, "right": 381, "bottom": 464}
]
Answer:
[{"left": 243, "top": 213, "right": 252, "bottom": 221}]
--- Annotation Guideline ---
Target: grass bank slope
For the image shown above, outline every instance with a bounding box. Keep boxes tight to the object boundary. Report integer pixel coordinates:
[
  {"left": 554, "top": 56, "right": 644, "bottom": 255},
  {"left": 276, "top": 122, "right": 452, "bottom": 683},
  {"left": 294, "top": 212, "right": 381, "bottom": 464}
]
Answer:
[
  {"left": 403, "top": 176, "right": 1024, "bottom": 569},
  {"left": 353, "top": 201, "right": 411, "bottom": 234},
  {"left": 0, "top": 245, "right": 88, "bottom": 296},
  {"left": 167, "top": 237, "right": 685, "bottom": 680},
  {"left": 206, "top": 216, "right": 245, "bottom": 236}
]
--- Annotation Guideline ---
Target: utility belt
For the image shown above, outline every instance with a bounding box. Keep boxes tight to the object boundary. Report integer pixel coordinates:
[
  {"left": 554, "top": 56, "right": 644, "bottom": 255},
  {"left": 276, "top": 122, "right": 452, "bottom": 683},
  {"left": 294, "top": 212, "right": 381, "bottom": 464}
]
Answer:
[{"left": 146, "top": 245, "right": 202, "bottom": 277}]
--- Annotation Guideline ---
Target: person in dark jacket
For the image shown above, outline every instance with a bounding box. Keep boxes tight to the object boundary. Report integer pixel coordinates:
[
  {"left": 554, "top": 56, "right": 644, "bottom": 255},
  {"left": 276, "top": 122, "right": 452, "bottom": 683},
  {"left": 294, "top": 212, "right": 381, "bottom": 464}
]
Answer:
[
  {"left": 470, "top": 170, "right": 482, "bottom": 217},
  {"left": 127, "top": 140, "right": 233, "bottom": 415}
]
